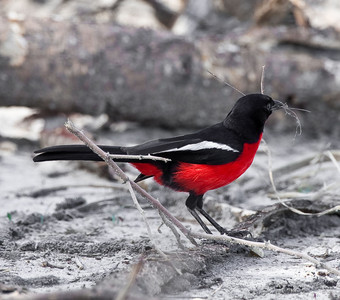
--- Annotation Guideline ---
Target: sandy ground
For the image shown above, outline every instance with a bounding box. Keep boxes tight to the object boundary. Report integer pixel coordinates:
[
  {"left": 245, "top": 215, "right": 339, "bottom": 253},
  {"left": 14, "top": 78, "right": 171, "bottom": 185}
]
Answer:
[{"left": 0, "top": 110, "right": 339, "bottom": 299}]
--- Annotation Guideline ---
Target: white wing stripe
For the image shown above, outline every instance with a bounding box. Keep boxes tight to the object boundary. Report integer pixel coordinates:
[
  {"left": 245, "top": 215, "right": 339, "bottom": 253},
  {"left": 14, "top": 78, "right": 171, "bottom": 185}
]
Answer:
[{"left": 157, "top": 141, "right": 239, "bottom": 153}]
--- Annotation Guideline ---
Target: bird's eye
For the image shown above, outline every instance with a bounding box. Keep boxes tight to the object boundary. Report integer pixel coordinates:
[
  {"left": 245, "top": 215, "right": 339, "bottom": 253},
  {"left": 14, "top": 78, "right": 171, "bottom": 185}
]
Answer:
[{"left": 265, "top": 103, "right": 272, "bottom": 111}]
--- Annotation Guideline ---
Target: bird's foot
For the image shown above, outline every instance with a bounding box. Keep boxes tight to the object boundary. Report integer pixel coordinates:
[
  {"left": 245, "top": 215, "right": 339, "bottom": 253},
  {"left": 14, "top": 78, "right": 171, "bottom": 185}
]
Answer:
[{"left": 220, "top": 229, "right": 252, "bottom": 239}]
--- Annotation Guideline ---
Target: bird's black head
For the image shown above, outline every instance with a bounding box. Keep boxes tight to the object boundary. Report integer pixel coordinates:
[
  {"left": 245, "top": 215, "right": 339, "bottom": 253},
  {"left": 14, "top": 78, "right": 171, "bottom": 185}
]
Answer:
[{"left": 223, "top": 93, "right": 282, "bottom": 141}]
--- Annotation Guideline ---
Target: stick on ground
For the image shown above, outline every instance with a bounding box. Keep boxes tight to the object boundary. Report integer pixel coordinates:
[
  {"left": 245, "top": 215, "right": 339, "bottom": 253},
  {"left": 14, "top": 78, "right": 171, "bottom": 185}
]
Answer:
[
  {"left": 65, "top": 120, "right": 340, "bottom": 277},
  {"left": 65, "top": 120, "right": 197, "bottom": 246}
]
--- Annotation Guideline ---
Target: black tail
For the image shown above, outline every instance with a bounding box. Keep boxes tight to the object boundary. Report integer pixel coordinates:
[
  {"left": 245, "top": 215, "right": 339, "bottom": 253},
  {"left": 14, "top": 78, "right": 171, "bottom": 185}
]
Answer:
[{"left": 33, "top": 145, "right": 126, "bottom": 162}]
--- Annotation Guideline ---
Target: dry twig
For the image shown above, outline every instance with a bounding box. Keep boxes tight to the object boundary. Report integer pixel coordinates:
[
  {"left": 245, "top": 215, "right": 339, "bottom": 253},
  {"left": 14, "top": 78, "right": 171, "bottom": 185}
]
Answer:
[
  {"left": 190, "top": 232, "right": 340, "bottom": 276},
  {"left": 263, "top": 140, "right": 340, "bottom": 217},
  {"left": 74, "top": 255, "right": 84, "bottom": 270},
  {"left": 207, "top": 70, "right": 245, "bottom": 96},
  {"left": 158, "top": 210, "right": 185, "bottom": 250},
  {"left": 65, "top": 120, "right": 340, "bottom": 277},
  {"left": 109, "top": 154, "right": 171, "bottom": 162},
  {"left": 260, "top": 65, "right": 265, "bottom": 95},
  {"left": 126, "top": 180, "right": 182, "bottom": 275},
  {"left": 272, "top": 150, "right": 340, "bottom": 177},
  {"left": 65, "top": 120, "right": 196, "bottom": 246}
]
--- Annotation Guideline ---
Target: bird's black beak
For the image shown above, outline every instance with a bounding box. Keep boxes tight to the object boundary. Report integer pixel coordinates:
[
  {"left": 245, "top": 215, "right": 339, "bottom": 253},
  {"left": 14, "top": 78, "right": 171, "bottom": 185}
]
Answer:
[{"left": 271, "top": 100, "right": 284, "bottom": 111}]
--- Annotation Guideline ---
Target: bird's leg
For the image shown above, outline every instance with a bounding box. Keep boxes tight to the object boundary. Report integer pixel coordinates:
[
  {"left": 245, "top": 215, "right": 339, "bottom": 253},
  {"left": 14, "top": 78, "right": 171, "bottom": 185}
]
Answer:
[
  {"left": 197, "top": 207, "right": 251, "bottom": 237},
  {"left": 187, "top": 208, "right": 212, "bottom": 234},
  {"left": 186, "top": 193, "right": 250, "bottom": 237},
  {"left": 196, "top": 196, "right": 251, "bottom": 238},
  {"left": 186, "top": 193, "right": 212, "bottom": 234},
  {"left": 196, "top": 207, "right": 226, "bottom": 235}
]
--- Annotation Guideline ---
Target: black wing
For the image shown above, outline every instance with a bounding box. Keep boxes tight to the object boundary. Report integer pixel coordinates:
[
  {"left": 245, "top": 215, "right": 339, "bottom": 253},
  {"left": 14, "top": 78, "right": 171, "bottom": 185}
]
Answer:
[{"left": 125, "top": 123, "right": 243, "bottom": 165}]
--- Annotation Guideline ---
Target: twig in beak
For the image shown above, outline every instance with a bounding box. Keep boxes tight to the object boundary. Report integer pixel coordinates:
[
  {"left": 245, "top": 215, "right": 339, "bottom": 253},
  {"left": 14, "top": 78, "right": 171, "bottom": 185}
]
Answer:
[
  {"left": 274, "top": 100, "right": 310, "bottom": 140},
  {"left": 261, "top": 65, "right": 265, "bottom": 95}
]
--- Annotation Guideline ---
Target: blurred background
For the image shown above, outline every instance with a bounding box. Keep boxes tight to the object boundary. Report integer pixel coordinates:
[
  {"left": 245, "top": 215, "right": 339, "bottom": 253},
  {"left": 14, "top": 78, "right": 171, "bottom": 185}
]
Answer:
[
  {"left": 1, "top": 1, "right": 340, "bottom": 298},
  {"left": 0, "top": 0, "right": 340, "bottom": 145}
]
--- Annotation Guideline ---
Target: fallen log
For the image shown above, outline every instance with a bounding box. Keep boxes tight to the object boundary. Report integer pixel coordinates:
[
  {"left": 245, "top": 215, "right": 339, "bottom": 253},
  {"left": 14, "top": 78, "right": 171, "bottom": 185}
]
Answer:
[{"left": 0, "top": 15, "right": 339, "bottom": 135}]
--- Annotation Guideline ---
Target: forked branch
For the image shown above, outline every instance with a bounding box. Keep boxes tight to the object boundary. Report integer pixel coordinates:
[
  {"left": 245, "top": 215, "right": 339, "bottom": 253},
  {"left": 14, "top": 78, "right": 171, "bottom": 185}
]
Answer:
[
  {"left": 65, "top": 120, "right": 340, "bottom": 277},
  {"left": 65, "top": 120, "right": 196, "bottom": 246}
]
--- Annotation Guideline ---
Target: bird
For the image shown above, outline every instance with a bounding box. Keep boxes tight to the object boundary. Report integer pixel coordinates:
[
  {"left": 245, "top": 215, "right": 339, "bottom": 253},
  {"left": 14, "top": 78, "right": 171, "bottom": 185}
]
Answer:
[{"left": 33, "top": 93, "right": 283, "bottom": 235}]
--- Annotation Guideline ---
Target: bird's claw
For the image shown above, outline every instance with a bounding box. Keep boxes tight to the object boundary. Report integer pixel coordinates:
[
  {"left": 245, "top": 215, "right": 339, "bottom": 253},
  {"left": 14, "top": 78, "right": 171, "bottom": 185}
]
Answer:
[{"left": 221, "top": 229, "right": 252, "bottom": 239}]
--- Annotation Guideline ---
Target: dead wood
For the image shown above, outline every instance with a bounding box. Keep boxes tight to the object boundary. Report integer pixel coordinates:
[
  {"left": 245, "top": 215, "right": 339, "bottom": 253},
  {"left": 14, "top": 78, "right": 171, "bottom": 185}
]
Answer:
[{"left": 1, "top": 15, "right": 340, "bottom": 134}]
